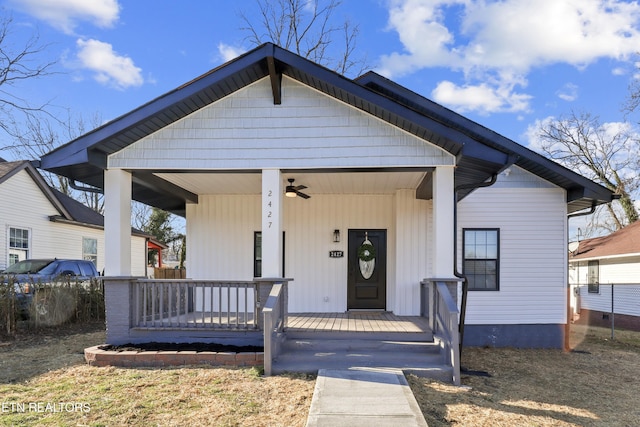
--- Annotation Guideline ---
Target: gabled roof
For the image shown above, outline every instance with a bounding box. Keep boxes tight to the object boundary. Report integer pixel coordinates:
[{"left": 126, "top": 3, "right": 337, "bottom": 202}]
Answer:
[
  {"left": 570, "top": 221, "right": 640, "bottom": 260},
  {"left": 0, "top": 160, "right": 148, "bottom": 236},
  {"left": 0, "top": 160, "right": 72, "bottom": 219},
  {"left": 38, "top": 43, "right": 613, "bottom": 216}
]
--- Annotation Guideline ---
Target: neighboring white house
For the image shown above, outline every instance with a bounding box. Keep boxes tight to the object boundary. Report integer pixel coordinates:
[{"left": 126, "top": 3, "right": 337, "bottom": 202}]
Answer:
[
  {"left": 0, "top": 159, "right": 149, "bottom": 276},
  {"left": 39, "top": 43, "right": 613, "bottom": 349},
  {"left": 569, "top": 221, "right": 640, "bottom": 329}
]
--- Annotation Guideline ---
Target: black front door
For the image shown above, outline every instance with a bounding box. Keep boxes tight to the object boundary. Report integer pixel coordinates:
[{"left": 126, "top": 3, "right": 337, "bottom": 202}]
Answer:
[{"left": 347, "top": 229, "right": 386, "bottom": 310}]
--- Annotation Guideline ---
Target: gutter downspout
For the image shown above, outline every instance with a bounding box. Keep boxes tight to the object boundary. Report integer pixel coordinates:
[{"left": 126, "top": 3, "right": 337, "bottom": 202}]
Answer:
[
  {"left": 68, "top": 179, "right": 103, "bottom": 194},
  {"left": 565, "top": 202, "right": 597, "bottom": 352},
  {"left": 454, "top": 173, "right": 498, "bottom": 358}
]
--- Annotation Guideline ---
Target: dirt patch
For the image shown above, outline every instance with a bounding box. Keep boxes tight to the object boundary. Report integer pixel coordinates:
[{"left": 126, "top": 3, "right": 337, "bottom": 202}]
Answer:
[{"left": 98, "top": 342, "right": 263, "bottom": 352}]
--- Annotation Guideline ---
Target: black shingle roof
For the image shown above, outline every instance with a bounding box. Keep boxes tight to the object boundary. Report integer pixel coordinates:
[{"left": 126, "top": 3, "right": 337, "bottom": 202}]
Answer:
[{"left": 38, "top": 43, "right": 613, "bottom": 215}]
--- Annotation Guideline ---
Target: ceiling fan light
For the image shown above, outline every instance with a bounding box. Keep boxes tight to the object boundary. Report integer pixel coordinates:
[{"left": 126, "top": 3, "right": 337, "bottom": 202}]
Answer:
[{"left": 285, "top": 187, "right": 297, "bottom": 197}]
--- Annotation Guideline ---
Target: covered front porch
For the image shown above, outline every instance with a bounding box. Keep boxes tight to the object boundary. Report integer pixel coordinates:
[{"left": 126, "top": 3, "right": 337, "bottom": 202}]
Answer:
[{"left": 103, "top": 276, "right": 461, "bottom": 383}]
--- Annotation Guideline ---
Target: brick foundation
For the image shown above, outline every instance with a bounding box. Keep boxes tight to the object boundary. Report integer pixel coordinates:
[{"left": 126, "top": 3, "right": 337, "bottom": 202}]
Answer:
[
  {"left": 84, "top": 345, "right": 264, "bottom": 368},
  {"left": 573, "top": 309, "right": 640, "bottom": 332}
]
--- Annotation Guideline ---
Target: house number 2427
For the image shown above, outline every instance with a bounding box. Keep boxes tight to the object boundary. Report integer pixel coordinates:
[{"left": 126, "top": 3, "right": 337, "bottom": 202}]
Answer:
[{"left": 266, "top": 190, "right": 273, "bottom": 228}]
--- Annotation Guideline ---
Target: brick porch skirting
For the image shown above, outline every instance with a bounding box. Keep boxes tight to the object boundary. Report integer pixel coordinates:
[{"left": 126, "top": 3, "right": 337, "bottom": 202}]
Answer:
[{"left": 84, "top": 345, "right": 264, "bottom": 368}]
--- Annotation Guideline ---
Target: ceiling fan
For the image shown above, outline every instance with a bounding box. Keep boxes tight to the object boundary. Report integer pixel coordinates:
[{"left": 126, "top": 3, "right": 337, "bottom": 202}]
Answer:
[{"left": 285, "top": 178, "right": 310, "bottom": 199}]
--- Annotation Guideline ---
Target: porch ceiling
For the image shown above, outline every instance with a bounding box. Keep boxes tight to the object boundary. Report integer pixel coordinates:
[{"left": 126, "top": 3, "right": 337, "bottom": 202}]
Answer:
[{"left": 154, "top": 170, "right": 429, "bottom": 196}]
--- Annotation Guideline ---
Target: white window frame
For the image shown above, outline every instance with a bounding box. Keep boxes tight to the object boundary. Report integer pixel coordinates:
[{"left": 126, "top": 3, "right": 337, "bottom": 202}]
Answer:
[
  {"left": 82, "top": 237, "right": 98, "bottom": 266},
  {"left": 8, "top": 226, "right": 31, "bottom": 266}
]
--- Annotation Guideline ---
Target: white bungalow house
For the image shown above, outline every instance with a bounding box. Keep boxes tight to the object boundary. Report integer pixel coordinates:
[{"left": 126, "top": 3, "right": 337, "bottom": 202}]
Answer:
[
  {"left": 0, "top": 159, "right": 149, "bottom": 275},
  {"left": 38, "top": 44, "right": 612, "bottom": 378},
  {"left": 569, "top": 221, "right": 640, "bottom": 330}
]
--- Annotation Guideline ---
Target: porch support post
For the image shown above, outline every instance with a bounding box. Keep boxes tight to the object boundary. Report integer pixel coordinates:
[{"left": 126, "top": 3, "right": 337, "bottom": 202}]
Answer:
[
  {"left": 432, "top": 166, "right": 455, "bottom": 278},
  {"left": 104, "top": 168, "right": 132, "bottom": 276},
  {"left": 261, "top": 169, "right": 284, "bottom": 277}
]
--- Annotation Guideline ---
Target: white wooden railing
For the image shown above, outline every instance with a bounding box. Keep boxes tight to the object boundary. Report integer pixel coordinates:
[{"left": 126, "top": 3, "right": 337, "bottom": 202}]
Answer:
[
  {"left": 421, "top": 280, "right": 461, "bottom": 385},
  {"left": 132, "top": 279, "right": 258, "bottom": 330},
  {"left": 263, "top": 283, "right": 286, "bottom": 376}
]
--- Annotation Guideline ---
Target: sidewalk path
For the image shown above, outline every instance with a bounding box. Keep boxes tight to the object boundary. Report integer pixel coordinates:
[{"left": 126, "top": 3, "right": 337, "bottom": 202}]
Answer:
[{"left": 305, "top": 368, "right": 428, "bottom": 427}]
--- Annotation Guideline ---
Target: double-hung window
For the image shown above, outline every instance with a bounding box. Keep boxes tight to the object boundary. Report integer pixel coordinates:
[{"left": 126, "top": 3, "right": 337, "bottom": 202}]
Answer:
[
  {"left": 463, "top": 228, "right": 500, "bottom": 291},
  {"left": 8, "top": 227, "right": 30, "bottom": 266},
  {"left": 83, "top": 237, "right": 98, "bottom": 266}
]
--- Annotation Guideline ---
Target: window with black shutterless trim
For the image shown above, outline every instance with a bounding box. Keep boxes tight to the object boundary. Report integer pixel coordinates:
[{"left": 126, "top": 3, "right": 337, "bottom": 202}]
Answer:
[{"left": 463, "top": 228, "right": 499, "bottom": 291}]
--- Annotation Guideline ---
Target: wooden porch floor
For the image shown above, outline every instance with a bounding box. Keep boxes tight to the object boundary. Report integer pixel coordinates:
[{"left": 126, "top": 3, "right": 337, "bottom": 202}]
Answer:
[{"left": 286, "top": 312, "right": 430, "bottom": 334}]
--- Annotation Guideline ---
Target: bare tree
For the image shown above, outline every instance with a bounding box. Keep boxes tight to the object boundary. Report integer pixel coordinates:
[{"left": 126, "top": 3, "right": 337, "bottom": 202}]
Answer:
[
  {"left": 239, "top": 0, "right": 367, "bottom": 76},
  {"left": 536, "top": 111, "right": 639, "bottom": 232},
  {"left": 6, "top": 111, "right": 105, "bottom": 213},
  {"left": 0, "top": 14, "right": 56, "bottom": 140}
]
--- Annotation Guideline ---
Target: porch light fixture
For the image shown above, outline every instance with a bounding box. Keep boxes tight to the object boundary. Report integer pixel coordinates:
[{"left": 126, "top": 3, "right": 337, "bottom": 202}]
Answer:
[{"left": 333, "top": 229, "right": 340, "bottom": 243}]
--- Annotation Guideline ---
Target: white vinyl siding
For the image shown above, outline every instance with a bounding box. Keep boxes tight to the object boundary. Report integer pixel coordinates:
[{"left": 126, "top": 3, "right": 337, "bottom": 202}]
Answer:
[
  {"left": 571, "top": 256, "right": 640, "bottom": 317},
  {"left": 0, "top": 169, "right": 60, "bottom": 269},
  {"left": 0, "top": 169, "right": 147, "bottom": 275},
  {"left": 458, "top": 184, "right": 567, "bottom": 325},
  {"left": 186, "top": 191, "right": 430, "bottom": 315},
  {"left": 109, "top": 77, "right": 454, "bottom": 171}
]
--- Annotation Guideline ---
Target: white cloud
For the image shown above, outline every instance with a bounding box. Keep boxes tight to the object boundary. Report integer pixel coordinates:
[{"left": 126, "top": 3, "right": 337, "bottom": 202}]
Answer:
[
  {"left": 379, "top": 0, "right": 640, "bottom": 113},
  {"left": 10, "top": 0, "right": 120, "bottom": 34},
  {"left": 432, "top": 80, "right": 532, "bottom": 114},
  {"left": 556, "top": 83, "right": 579, "bottom": 102},
  {"left": 75, "top": 39, "right": 143, "bottom": 90},
  {"left": 217, "top": 43, "right": 246, "bottom": 63},
  {"left": 612, "top": 67, "right": 627, "bottom": 76}
]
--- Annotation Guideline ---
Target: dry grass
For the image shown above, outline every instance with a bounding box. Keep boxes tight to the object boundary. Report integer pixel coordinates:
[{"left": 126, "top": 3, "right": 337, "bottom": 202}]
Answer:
[
  {"left": 409, "top": 324, "right": 640, "bottom": 426},
  {"left": 0, "top": 322, "right": 315, "bottom": 426},
  {"left": 1, "top": 322, "right": 639, "bottom": 426}
]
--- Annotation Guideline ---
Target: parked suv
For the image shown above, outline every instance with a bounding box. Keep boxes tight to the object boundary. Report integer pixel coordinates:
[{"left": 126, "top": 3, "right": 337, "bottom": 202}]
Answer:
[{"left": 2, "top": 259, "right": 100, "bottom": 317}]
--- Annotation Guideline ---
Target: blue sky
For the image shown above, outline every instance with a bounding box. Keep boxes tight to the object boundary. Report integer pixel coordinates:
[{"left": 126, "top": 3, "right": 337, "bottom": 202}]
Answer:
[
  {"left": 2, "top": 0, "right": 640, "bottom": 154},
  {"left": 2, "top": 0, "right": 640, "bottom": 238}
]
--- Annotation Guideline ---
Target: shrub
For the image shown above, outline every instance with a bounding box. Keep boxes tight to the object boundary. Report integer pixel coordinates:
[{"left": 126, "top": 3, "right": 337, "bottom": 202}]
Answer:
[
  {"left": 0, "top": 276, "right": 105, "bottom": 333},
  {"left": 0, "top": 277, "right": 18, "bottom": 336}
]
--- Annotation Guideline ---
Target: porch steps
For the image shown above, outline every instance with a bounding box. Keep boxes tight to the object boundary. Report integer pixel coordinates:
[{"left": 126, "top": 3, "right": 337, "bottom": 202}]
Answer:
[{"left": 271, "top": 330, "right": 453, "bottom": 382}]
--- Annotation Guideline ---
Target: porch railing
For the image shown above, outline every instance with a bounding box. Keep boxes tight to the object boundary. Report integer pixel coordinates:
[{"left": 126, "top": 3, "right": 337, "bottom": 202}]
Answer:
[
  {"left": 263, "top": 282, "right": 286, "bottom": 376},
  {"left": 132, "top": 279, "right": 258, "bottom": 330},
  {"left": 421, "top": 280, "right": 461, "bottom": 385}
]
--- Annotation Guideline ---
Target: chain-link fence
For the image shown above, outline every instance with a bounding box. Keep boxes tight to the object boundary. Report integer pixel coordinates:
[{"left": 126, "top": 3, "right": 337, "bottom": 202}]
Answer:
[{"left": 571, "top": 283, "right": 640, "bottom": 338}]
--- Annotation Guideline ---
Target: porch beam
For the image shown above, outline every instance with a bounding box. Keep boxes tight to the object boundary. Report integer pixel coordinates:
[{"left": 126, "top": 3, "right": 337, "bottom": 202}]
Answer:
[
  {"left": 267, "top": 56, "right": 282, "bottom": 105},
  {"left": 432, "top": 166, "right": 455, "bottom": 278},
  {"left": 104, "top": 168, "right": 132, "bottom": 276},
  {"left": 261, "top": 169, "right": 284, "bottom": 277}
]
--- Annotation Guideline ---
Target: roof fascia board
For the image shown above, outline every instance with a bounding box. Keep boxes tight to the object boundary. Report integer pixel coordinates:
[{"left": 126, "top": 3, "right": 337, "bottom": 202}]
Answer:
[
  {"left": 20, "top": 162, "right": 73, "bottom": 219},
  {"left": 357, "top": 72, "right": 613, "bottom": 203},
  {"left": 41, "top": 44, "right": 275, "bottom": 170},
  {"left": 272, "top": 48, "right": 485, "bottom": 156},
  {"left": 570, "top": 252, "right": 640, "bottom": 262},
  {"left": 0, "top": 161, "right": 28, "bottom": 186}
]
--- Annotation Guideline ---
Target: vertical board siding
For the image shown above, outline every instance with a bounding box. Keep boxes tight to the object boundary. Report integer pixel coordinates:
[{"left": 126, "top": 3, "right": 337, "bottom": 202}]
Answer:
[
  {"left": 186, "top": 192, "right": 432, "bottom": 314},
  {"left": 458, "top": 186, "right": 567, "bottom": 324},
  {"left": 109, "top": 77, "right": 454, "bottom": 170},
  {"left": 285, "top": 194, "right": 393, "bottom": 313},
  {"left": 394, "top": 190, "right": 431, "bottom": 315},
  {"left": 187, "top": 195, "right": 261, "bottom": 281},
  {"left": 0, "top": 169, "right": 146, "bottom": 274}
]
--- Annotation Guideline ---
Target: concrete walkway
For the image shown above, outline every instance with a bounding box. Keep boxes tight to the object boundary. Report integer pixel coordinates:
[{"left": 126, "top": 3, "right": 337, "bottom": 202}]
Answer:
[{"left": 305, "top": 368, "right": 428, "bottom": 427}]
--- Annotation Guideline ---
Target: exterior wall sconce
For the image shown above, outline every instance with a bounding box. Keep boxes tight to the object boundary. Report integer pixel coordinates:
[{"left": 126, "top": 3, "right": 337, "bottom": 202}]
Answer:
[{"left": 333, "top": 229, "right": 340, "bottom": 243}]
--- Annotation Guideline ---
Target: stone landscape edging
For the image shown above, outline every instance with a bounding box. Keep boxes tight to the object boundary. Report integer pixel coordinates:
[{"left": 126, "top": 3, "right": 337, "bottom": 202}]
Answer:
[{"left": 84, "top": 345, "right": 264, "bottom": 368}]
